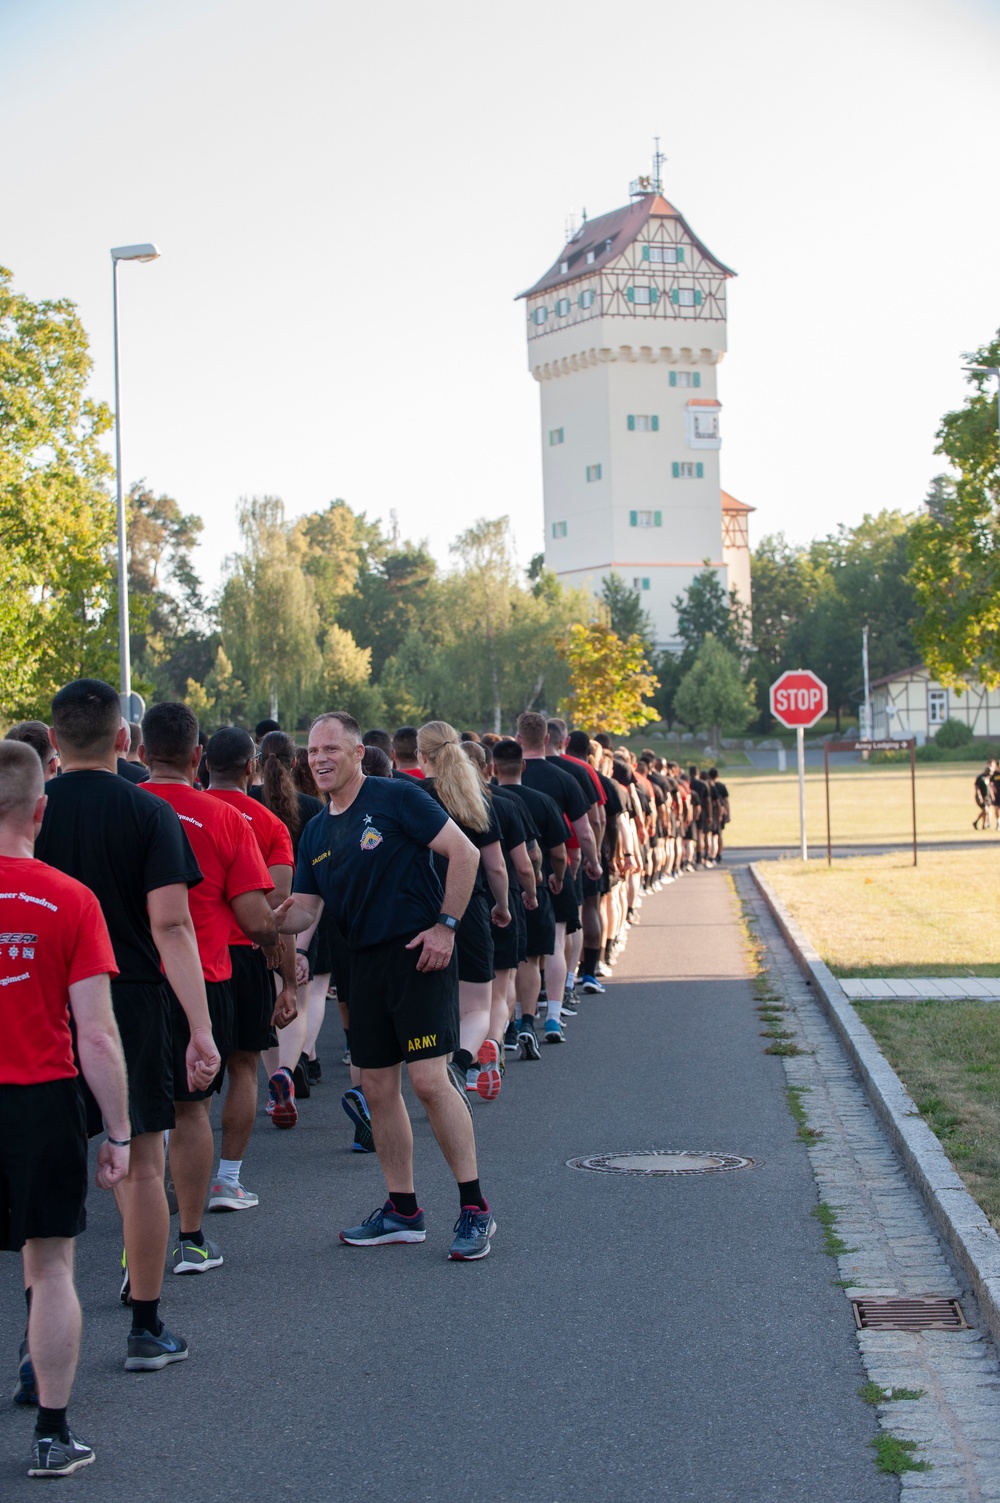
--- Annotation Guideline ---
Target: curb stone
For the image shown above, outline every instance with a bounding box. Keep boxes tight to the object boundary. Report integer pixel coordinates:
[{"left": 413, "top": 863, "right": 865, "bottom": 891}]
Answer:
[{"left": 750, "top": 861, "right": 1000, "bottom": 1356}]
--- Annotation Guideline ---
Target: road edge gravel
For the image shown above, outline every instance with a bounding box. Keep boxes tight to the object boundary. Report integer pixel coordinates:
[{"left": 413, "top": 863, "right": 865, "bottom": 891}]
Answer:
[{"left": 749, "top": 861, "right": 1000, "bottom": 1352}]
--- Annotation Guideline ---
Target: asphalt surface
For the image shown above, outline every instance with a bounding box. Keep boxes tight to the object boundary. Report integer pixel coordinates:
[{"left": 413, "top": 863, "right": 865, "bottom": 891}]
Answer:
[{"left": 0, "top": 869, "right": 894, "bottom": 1502}]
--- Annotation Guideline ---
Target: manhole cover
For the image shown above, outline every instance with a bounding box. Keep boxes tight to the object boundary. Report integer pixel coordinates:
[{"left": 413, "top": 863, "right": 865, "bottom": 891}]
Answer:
[
  {"left": 852, "top": 1297, "right": 968, "bottom": 1332},
  {"left": 566, "top": 1151, "right": 760, "bottom": 1176}
]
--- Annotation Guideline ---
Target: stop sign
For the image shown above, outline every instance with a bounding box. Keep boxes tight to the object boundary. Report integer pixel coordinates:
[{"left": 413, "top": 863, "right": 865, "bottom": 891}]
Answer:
[{"left": 770, "top": 670, "right": 828, "bottom": 729}]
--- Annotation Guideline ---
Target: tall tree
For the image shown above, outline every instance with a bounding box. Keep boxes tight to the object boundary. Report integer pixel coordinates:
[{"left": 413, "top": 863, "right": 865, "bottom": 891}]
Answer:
[
  {"left": 557, "top": 620, "right": 659, "bottom": 735},
  {"left": 909, "top": 335, "right": 1000, "bottom": 686},
  {"left": 600, "top": 572, "right": 655, "bottom": 653},
  {"left": 673, "top": 565, "right": 747, "bottom": 664},
  {"left": 448, "top": 517, "right": 518, "bottom": 734},
  {"left": 0, "top": 264, "right": 116, "bottom": 717},
  {"left": 673, "top": 634, "right": 755, "bottom": 748}
]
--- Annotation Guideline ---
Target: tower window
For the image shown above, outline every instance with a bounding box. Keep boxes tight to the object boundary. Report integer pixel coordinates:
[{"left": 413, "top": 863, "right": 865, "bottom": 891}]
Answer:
[
  {"left": 586, "top": 464, "right": 602, "bottom": 482},
  {"left": 578, "top": 289, "right": 595, "bottom": 309},
  {"left": 626, "top": 285, "right": 659, "bottom": 306},
  {"left": 643, "top": 245, "right": 684, "bottom": 264},
  {"left": 549, "top": 428, "right": 564, "bottom": 446},
  {"left": 532, "top": 306, "right": 548, "bottom": 325},
  {"left": 671, "top": 288, "right": 704, "bottom": 308},
  {"left": 629, "top": 510, "right": 663, "bottom": 528},
  {"left": 632, "top": 577, "right": 651, "bottom": 590},
  {"left": 556, "top": 297, "right": 570, "bottom": 316},
  {"left": 559, "top": 261, "right": 569, "bottom": 273},
  {"left": 627, "top": 414, "right": 659, "bottom": 432},
  {"left": 670, "top": 371, "right": 701, "bottom": 388},
  {"left": 552, "top": 520, "right": 567, "bottom": 539},
  {"left": 672, "top": 462, "right": 704, "bottom": 479},
  {"left": 586, "top": 250, "right": 596, "bottom": 265}
]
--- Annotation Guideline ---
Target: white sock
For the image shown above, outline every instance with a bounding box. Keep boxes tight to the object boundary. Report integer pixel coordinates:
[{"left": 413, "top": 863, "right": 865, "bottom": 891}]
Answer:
[{"left": 218, "top": 1158, "right": 242, "bottom": 1185}]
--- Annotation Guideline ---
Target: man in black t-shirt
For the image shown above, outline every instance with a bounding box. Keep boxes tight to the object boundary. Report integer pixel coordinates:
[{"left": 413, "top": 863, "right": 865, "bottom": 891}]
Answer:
[
  {"left": 707, "top": 767, "right": 730, "bottom": 861},
  {"left": 282, "top": 711, "right": 497, "bottom": 1262},
  {"left": 37, "top": 680, "right": 218, "bottom": 1374},
  {"left": 687, "top": 765, "right": 711, "bottom": 868}
]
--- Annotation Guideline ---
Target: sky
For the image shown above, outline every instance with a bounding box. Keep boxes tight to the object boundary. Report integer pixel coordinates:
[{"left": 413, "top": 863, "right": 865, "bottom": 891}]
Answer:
[{"left": 2, "top": 0, "right": 999, "bottom": 598}]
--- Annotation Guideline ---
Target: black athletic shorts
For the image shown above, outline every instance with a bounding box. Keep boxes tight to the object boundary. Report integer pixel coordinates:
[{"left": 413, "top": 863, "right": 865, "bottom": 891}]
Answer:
[
  {"left": 456, "top": 891, "right": 494, "bottom": 984},
  {"left": 79, "top": 980, "right": 173, "bottom": 1138},
  {"left": 309, "top": 911, "right": 351, "bottom": 1004},
  {"left": 581, "top": 869, "right": 601, "bottom": 899},
  {"left": 229, "top": 944, "right": 276, "bottom": 1053},
  {"left": 348, "top": 936, "right": 460, "bottom": 1069},
  {"left": 524, "top": 887, "right": 556, "bottom": 957},
  {"left": 0, "top": 1079, "right": 88, "bottom": 1250},
  {"left": 171, "top": 978, "right": 234, "bottom": 1102},
  {"left": 492, "top": 896, "right": 523, "bottom": 971},
  {"left": 550, "top": 876, "right": 579, "bottom": 928}
]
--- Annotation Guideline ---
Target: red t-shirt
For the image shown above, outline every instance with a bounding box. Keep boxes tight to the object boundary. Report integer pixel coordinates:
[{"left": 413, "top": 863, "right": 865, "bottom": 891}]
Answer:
[
  {"left": 563, "top": 754, "right": 608, "bottom": 806},
  {"left": 142, "top": 784, "right": 273, "bottom": 981},
  {"left": 0, "top": 854, "right": 119, "bottom": 1085},
  {"left": 205, "top": 789, "right": 294, "bottom": 946}
]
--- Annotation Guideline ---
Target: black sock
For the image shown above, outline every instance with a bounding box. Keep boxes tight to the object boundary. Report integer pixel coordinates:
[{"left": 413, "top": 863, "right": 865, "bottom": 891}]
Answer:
[
  {"left": 388, "top": 1192, "right": 418, "bottom": 1218},
  {"left": 35, "top": 1406, "right": 69, "bottom": 1442},
  {"left": 179, "top": 1228, "right": 205, "bottom": 1246},
  {"left": 458, "top": 1178, "right": 487, "bottom": 1211},
  {"left": 344, "top": 1028, "right": 350, "bottom": 1050},
  {"left": 582, "top": 947, "right": 600, "bottom": 977},
  {"left": 24, "top": 1286, "right": 31, "bottom": 1316},
  {"left": 453, "top": 1048, "right": 473, "bottom": 1071},
  {"left": 130, "top": 1298, "right": 161, "bottom": 1337}
]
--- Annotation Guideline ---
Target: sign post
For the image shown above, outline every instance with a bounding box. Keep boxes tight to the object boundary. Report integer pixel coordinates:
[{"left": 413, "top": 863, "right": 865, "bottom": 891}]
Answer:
[
  {"left": 824, "top": 738, "right": 917, "bottom": 866},
  {"left": 769, "top": 670, "right": 829, "bottom": 862}
]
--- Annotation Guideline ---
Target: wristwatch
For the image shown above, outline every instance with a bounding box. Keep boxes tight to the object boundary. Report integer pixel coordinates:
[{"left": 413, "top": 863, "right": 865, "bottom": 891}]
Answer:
[{"left": 436, "top": 913, "right": 460, "bottom": 932}]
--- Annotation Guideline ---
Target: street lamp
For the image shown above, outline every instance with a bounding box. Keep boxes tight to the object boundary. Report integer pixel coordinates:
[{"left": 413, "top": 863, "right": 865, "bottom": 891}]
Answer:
[
  {"left": 963, "top": 364, "right": 1000, "bottom": 452},
  {"left": 111, "top": 242, "right": 160, "bottom": 716}
]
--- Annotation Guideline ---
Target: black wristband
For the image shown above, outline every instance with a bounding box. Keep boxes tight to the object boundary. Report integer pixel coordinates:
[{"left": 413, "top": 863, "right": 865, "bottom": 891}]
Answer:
[
  {"left": 295, "top": 948, "right": 309, "bottom": 956},
  {"left": 106, "top": 1136, "right": 131, "bottom": 1147}
]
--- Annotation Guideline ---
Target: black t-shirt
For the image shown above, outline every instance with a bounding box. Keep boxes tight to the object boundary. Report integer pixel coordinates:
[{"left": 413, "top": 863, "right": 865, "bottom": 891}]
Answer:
[
  {"left": 422, "top": 778, "right": 499, "bottom": 900},
  {"left": 488, "top": 787, "right": 529, "bottom": 899},
  {"left": 249, "top": 786, "right": 324, "bottom": 858},
  {"left": 500, "top": 782, "right": 568, "bottom": 887},
  {"left": 117, "top": 758, "right": 148, "bottom": 784},
  {"left": 521, "top": 757, "right": 587, "bottom": 826},
  {"left": 711, "top": 781, "right": 730, "bottom": 818},
  {"left": 689, "top": 777, "right": 709, "bottom": 817},
  {"left": 36, "top": 768, "right": 202, "bottom": 986},
  {"left": 547, "top": 755, "right": 599, "bottom": 810},
  {"left": 293, "top": 775, "right": 449, "bottom": 949}
]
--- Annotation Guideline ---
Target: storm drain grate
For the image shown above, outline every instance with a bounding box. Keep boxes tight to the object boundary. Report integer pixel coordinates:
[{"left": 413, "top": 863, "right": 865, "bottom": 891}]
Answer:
[
  {"left": 566, "top": 1151, "right": 760, "bottom": 1177},
  {"left": 852, "top": 1297, "right": 969, "bottom": 1332}
]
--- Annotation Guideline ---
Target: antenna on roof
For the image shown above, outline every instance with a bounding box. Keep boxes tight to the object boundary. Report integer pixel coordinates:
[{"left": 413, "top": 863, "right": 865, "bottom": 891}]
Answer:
[
  {"left": 564, "top": 211, "right": 577, "bottom": 242},
  {"left": 653, "top": 135, "right": 667, "bottom": 192}
]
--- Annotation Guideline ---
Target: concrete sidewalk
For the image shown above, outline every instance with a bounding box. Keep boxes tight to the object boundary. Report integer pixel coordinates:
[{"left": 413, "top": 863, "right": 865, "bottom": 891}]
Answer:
[{"left": 0, "top": 872, "right": 892, "bottom": 1502}]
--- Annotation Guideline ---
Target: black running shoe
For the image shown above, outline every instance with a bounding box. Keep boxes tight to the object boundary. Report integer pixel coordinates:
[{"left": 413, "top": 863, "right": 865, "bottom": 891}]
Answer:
[
  {"left": 28, "top": 1431, "right": 95, "bottom": 1477},
  {"left": 306, "top": 1056, "right": 321, "bottom": 1084},
  {"left": 342, "top": 1088, "right": 375, "bottom": 1151},
  {"left": 124, "top": 1324, "right": 189, "bottom": 1372},
  {"left": 291, "top": 1058, "right": 311, "bottom": 1099},
  {"left": 517, "top": 1016, "right": 541, "bottom": 1061},
  {"left": 503, "top": 1019, "right": 518, "bottom": 1050}
]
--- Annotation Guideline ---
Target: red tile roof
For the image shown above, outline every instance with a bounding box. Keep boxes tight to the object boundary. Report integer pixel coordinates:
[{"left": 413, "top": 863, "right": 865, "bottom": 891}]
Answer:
[
  {"left": 721, "top": 490, "right": 755, "bottom": 514},
  {"left": 516, "top": 192, "right": 736, "bottom": 300}
]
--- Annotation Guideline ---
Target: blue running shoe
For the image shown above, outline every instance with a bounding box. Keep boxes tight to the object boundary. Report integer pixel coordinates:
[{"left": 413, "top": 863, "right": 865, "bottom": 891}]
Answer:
[
  {"left": 339, "top": 1201, "right": 426, "bottom": 1246},
  {"left": 580, "top": 975, "right": 606, "bottom": 994},
  {"left": 13, "top": 1340, "right": 37, "bottom": 1406},
  {"left": 341, "top": 1088, "right": 375, "bottom": 1152},
  {"left": 448, "top": 1206, "right": 497, "bottom": 1261},
  {"left": 28, "top": 1430, "right": 95, "bottom": 1477},
  {"left": 544, "top": 1018, "right": 565, "bottom": 1044},
  {"left": 124, "top": 1324, "right": 189, "bottom": 1372}
]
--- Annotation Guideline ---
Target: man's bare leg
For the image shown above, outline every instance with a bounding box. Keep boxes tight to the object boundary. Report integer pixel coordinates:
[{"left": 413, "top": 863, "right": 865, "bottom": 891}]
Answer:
[
  {"left": 220, "top": 1051, "right": 259, "bottom": 1160},
  {"left": 360, "top": 1063, "right": 415, "bottom": 1193},
  {"left": 407, "top": 1056, "right": 478, "bottom": 1182},
  {"left": 114, "top": 1131, "right": 168, "bottom": 1302},
  {"left": 169, "top": 1099, "right": 214, "bottom": 1235},
  {"left": 22, "top": 1239, "right": 79, "bottom": 1408}
]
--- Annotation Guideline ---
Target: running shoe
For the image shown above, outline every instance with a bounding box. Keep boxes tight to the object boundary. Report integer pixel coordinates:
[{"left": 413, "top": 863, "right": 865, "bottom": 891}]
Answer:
[
  {"left": 339, "top": 1201, "right": 426, "bottom": 1246},
  {"left": 291, "top": 1057, "right": 311, "bottom": 1099},
  {"left": 596, "top": 961, "right": 613, "bottom": 978},
  {"left": 538, "top": 980, "right": 548, "bottom": 1003},
  {"left": 465, "top": 1065, "right": 482, "bottom": 1094},
  {"left": 28, "top": 1431, "right": 95, "bottom": 1477},
  {"left": 171, "top": 1235, "right": 223, "bottom": 1275},
  {"left": 119, "top": 1248, "right": 131, "bottom": 1307},
  {"left": 268, "top": 1068, "right": 297, "bottom": 1129},
  {"left": 306, "top": 1056, "right": 322, "bottom": 1084},
  {"left": 561, "top": 998, "right": 578, "bottom": 1016},
  {"left": 476, "top": 1039, "right": 502, "bottom": 1101},
  {"left": 448, "top": 1206, "right": 497, "bottom": 1261},
  {"left": 517, "top": 1016, "right": 541, "bottom": 1061},
  {"left": 544, "top": 1018, "right": 565, "bottom": 1044},
  {"left": 208, "top": 1179, "right": 259, "bottom": 1211},
  {"left": 503, "top": 1020, "right": 519, "bottom": 1051},
  {"left": 580, "top": 975, "right": 606, "bottom": 995},
  {"left": 341, "top": 1088, "right": 375, "bottom": 1152},
  {"left": 13, "top": 1340, "right": 36, "bottom": 1406},
  {"left": 446, "top": 1059, "right": 474, "bottom": 1116},
  {"left": 124, "top": 1325, "right": 189, "bottom": 1372},
  {"left": 341, "top": 1048, "right": 351, "bottom": 1065}
]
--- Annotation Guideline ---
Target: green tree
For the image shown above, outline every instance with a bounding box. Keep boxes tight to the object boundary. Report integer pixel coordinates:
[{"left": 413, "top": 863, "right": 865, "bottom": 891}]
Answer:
[
  {"left": 557, "top": 620, "right": 659, "bottom": 734},
  {"left": 672, "top": 634, "right": 755, "bottom": 748},
  {"left": 673, "top": 565, "right": 748, "bottom": 665},
  {"left": 600, "top": 572, "right": 655, "bottom": 653},
  {"left": 184, "top": 645, "right": 247, "bottom": 731},
  {"left": 909, "top": 335, "right": 1000, "bottom": 687},
  {"left": 218, "top": 496, "right": 321, "bottom": 726},
  {"left": 0, "top": 264, "right": 117, "bottom": 717}
]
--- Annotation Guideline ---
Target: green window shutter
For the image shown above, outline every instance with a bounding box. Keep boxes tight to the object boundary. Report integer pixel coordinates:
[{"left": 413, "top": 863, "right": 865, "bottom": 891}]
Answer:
[
  {"left": 626, "top": 286, "right": 634, "bottom": 303},
  {"left": 669, "top": 371, "right": 677, "bottom": 387},
  {"left": 676, "top": 247, "right": 685, "bottom": 263},
  {"left": 642, "top": 245, "right": 650, "bottom": 261},
  {"left": 696, "top": 462, "right": 704, "bottom": 478},
  {"left": 695, "top": 290, "right": 703, "bottom": 306},
  {"left": 672, "top": 462, "right": 679, "bottom": 478},
  {"left": 650, "top": 286, "right": 659, "bottom": 303},
  {"left": 651, "top": 414, "right": 659, "bottom": 432},
  {"left": 671, "top": 289, "right": 680, "bottom": 305},
  {"left": 642, "top": 577, "right": 650, "bottom": 590},
  {"left": 629, "top": 510, "right": 638, "bottom": 527},
  {"left": 654, "top": 511, "right": 662, "bottom": 527},
  {"left": 693, "top": 371, "right": 701, "bottom": 388},
  {"left": 627, "top": 414, "right": 635, "bottom": 431}
]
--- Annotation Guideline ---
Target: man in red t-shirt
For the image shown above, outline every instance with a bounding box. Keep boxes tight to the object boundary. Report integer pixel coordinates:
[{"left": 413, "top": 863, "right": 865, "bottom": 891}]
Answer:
[
  {"left": 0, "top": 741, "right": 129, "bottom": 1478},
  {"left": 205, "top": 728, "right": 298, "bottom": 1195},
  {"left": 140, "top": 704, "right": 281, "bottom": 1264}
]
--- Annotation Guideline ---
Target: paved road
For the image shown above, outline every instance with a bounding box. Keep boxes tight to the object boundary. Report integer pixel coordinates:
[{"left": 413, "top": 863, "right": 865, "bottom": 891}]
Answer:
[{"left": 0, "top": 872, "right": 893, "bottom": 1501}]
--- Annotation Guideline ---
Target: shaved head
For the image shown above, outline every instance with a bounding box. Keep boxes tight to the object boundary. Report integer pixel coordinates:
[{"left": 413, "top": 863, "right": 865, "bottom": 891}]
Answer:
[{"left": 0, "top": 740, "right": 45, "bottom": 823}]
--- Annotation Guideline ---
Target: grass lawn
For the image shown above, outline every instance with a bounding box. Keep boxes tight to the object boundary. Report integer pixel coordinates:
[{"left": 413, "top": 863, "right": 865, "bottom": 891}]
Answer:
[
  {"left": 854, "top": 999, "right": 1000, "bottom": 1229},
  {"left": 726, "top": 764, "right": 989, "bottom": 850},
  {"left": 756, "top": 850, "right": 1000, "bottom": 976}
]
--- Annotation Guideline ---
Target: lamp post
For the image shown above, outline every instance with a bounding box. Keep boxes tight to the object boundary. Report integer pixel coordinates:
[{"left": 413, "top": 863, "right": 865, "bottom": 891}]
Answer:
[{"left": 111, "top": 242, "right": 160, "bottom": 715}]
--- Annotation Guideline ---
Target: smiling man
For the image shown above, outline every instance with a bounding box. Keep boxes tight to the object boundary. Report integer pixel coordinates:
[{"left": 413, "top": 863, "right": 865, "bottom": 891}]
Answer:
[{"left": 281, "top": 711, "right": 498, "bottom": 1260}]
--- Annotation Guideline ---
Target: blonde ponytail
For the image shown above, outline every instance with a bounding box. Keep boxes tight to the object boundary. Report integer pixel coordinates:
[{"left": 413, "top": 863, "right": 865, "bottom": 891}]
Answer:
[{"left": 417, "top": 720, "right": 490, "bottom": 833}]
